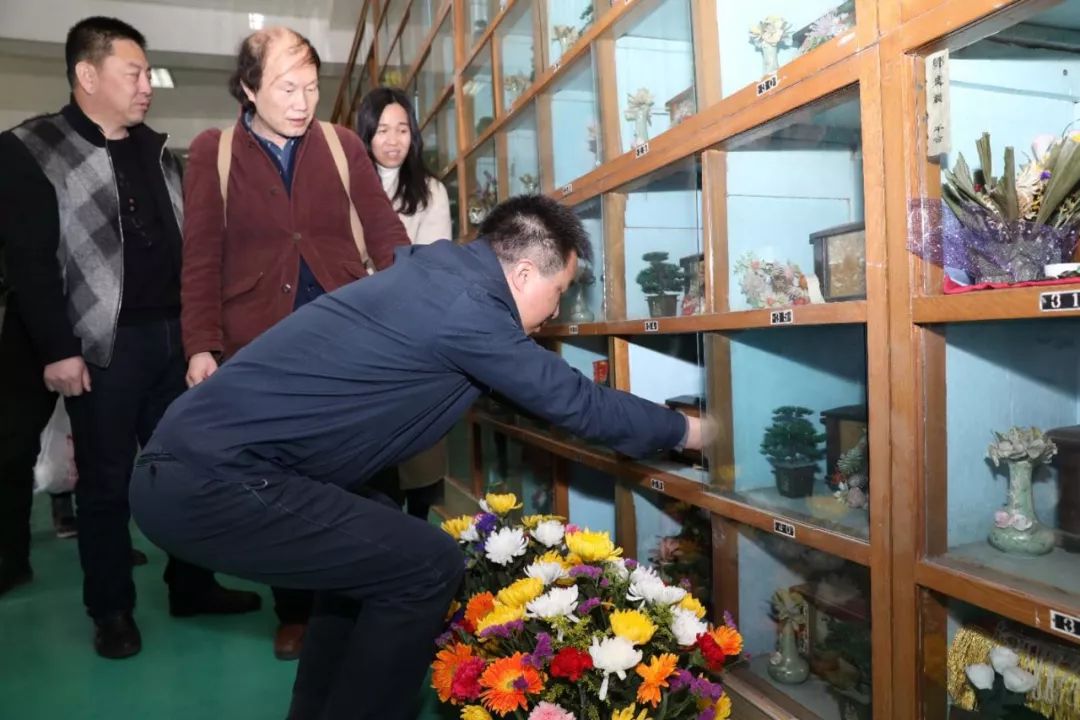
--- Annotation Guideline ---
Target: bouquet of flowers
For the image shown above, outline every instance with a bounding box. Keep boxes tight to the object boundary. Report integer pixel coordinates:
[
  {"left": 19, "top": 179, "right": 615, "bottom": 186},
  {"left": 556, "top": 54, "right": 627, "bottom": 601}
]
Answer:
[
  {"left": 435, "top": 493, "right": 743, "bottom": 720},
  {"left": 910, "top": 132, "right": 1080, "bottom": 284},
  {"left": 733, "top": 252, "right": 811, "bottom": 309}
]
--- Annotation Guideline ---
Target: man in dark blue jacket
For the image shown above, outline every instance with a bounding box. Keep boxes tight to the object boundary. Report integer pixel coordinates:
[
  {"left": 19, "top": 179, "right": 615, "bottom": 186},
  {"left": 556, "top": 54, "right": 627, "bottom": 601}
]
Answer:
[{"left": 129, "top": 195, "right": 705, "bottom": 719}]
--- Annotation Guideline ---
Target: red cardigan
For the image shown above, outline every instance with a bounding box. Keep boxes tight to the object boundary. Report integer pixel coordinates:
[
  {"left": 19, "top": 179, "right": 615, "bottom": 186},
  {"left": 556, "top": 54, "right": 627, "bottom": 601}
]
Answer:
[{"left": 180, "top": 120, "right": 410, "bottom": 360}]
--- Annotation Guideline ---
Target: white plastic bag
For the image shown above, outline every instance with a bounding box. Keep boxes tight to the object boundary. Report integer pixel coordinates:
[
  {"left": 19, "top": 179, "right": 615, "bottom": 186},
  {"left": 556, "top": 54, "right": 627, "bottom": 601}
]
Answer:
[{"left": 33, "top": 398, "right": 78, "bottom": 494}]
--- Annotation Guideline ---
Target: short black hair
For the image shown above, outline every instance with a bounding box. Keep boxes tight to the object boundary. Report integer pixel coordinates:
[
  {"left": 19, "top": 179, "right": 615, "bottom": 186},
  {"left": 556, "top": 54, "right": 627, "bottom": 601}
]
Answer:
[
  {"left": 356, "top": 86, "right": 433, "bottom": 215},
  {"left": 229, "top": 27, "right": 322, "bottom": 112},
  {"left": 65, "top": 17, "right": 146, "bottom": 88},
  {"left": 480, "top": 195, "right": 593, "bottom": 274}
]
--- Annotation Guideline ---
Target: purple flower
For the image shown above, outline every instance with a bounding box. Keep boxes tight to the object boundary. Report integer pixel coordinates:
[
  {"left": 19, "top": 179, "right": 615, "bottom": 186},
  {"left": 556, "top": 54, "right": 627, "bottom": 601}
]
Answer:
[
  {"left": 670, "top": 669, "right": 693, "bottom": 692},
  {"left": 697, "top": 709, "right": 716, "bottom": 720},
  {"left": 689, "top": 675, "right": 724, "bottom": 701},
  {"left": 1041, "top": 170, "right": 1053, "bottom": 180},
  {"left": 478, "top": 620, "right": 524, "bottom": 639},
  {"left": 577, "top": 597, "right": 601, "bottom": 614},
  {"left": 524, "top": 632, "right": 555, "bottom": 668},
  {"left": 513, "top": 675, "right": 531, "bottom": 691},
  {"left": 569, "top": 565, "right": 602, "bottom": 580},
  {"left": 435, "top": 631, "right": 453, "bottom": 648},
  {"left": 678, "top": 578, "right": 692, "bottom": 591},
  {"left": 723, "top": 611, "right": 736, "bottom": 629},
  {"left": 624, "top": 558, "right": 639, "bottom": 570},
  {"left": 600, "top": 578, "right": 610, "bottom": 588},
  {"left": 475, "top": 513, "right": 499, "bottom": 535}
]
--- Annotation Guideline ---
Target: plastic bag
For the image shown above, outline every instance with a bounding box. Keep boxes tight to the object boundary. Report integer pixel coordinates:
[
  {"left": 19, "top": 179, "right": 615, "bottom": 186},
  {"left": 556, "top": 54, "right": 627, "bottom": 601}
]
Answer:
[{"left": 33, "top": 398, "right": 78, "bottom": 494}]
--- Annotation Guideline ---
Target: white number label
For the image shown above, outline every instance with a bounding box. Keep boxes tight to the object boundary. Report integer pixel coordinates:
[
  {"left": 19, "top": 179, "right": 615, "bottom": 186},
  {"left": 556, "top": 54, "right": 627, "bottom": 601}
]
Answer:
[
  {"left": 561, "top": 183, "right": 573, "bottom": 196},
  {"left": 634, "top": 142, "right": 650, "bottom": 159},
  {"left": 568, "top": 324, "right": 580, "bottom": 335},
  {"left": 1051, "top": 609, "right": 1080, "bottom": 639},
  {"left": 770, "top": 309, "right": 794, "bottom": 325},
  {"left": 773, "top": 519, "right": 796, "bottom": 539},
  {"left": 649, "top": 477, "right": 665, "bottom": 492},
  {"left": 643, "top": 320, "right": 660, "bottom": 333},
  {"left": 757, "top": 74, "right": 779, "bottom": 96},
  {"left": 1040, "top": 290, "right": 1080, "bottom": 312}
]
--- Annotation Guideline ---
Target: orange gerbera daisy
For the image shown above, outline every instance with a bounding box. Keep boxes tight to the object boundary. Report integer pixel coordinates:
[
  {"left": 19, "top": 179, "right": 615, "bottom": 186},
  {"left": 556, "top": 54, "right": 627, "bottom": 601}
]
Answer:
[
  {"left": 707, "top": 626, "right": 743, "bottom": 657},
  {"left": 635, "top": 654, "right": 679, "bottom": 708},
  {"left": 479, "top": 653, "right": 544, "bottom": 716},
  {"left": 432, "top": 642, "right": 475, "bottom": 703},
  {"left": 464, "top": 592, "right": 496, "bottom": 632}
]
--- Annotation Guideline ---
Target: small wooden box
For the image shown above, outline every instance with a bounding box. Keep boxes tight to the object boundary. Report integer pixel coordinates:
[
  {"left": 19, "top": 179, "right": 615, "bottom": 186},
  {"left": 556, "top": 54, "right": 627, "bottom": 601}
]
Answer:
[
  {"left": 809, "top": 222, "right": 867, "bottom": 302},
  {"left": 820, "top": 405, "right": 868, "bottom": 477}
]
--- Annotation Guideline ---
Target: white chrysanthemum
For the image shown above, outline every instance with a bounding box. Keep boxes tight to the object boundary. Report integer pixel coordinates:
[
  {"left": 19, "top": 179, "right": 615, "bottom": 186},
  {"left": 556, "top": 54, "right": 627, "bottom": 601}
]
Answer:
[
  {"left": 525, "top": 561, "right": 567, "bottom": 586},
  {"left": 606, "top": 558, "right": 629, "bottom": 581},
  {"left": 630, "top": 565, "right": 660, "bottom": 585},
  {"left": 459, "top": 522, "right": 479, "bottom": 543},
  {"left": 484, "top": 527, "right": 527, "bottom": 566},
  {"left": 965, "top": 663, "right": 995, "bottom": 691},
  {"left": 1003, "top": 666, "right": 1036, "bottom": 693},
  {"left": 990, "top": 646, "right": 1020, "bottom": 674},
  {"left": 628, "top": 576, "right": 686, "bottom": 605},
  {"left": 589, "top": 635, "right": 642, "bottom": 701},
  {"left": 530, "top": 520, "right": 565, "bottom": 548},
  {"left": 670, "top": 607, "right": 708, "bottom": 646},
  {"left": 526, "top": 586, "right": 579, "bottom": 620}
]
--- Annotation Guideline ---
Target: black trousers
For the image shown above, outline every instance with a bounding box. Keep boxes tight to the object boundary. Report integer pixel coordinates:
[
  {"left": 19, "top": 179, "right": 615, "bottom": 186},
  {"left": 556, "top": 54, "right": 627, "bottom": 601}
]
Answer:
[
  {"left": 130, "top": 449, "right": 464, "bottom": 720},
  {"left": 64, "top": 319, "right": 216, "bottom": 619},
  {"left": 0, "top": 302, "right": 65, "bottom": 570}
]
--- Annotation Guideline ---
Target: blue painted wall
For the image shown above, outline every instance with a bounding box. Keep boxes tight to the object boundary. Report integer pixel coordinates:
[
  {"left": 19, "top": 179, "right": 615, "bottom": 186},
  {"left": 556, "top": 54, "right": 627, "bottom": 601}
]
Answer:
[
  {"left": 567, "top": 463, "right": 618, "bottom": 538},
  {"left": 551, "top": 57, "right": 601, "bottom": 186}
]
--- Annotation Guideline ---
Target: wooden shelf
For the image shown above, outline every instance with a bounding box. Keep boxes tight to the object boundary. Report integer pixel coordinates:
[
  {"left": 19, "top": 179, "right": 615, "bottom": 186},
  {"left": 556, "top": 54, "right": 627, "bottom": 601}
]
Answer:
[
  {"left": 470, "top": 410, "right": 871, "bottom": 566},
  {"left": 915, "top": 558, "right": 1080, "bottom": 647},
  {"left": 539, "top": 301, "right": 868, "bottom": 337},
  {"left": 912, "top": 284, "right": 1080, "bottom": 324}
]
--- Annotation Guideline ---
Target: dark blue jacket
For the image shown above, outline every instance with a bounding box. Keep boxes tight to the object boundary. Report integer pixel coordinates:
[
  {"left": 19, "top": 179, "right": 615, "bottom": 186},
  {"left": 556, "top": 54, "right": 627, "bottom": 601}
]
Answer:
[{"left": 153, "top": 239, "right": 687, "bottom": 487}]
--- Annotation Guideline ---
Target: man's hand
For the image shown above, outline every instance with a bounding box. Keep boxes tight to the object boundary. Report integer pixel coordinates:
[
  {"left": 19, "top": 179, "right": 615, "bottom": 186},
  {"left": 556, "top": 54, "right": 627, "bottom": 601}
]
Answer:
[
  {"left": 186, "top": 352, "right": 219, "bottom": 387},
  {"left": 682, "top": 415, "right": 717, "bottom": 452},
  {"left": 43, "top": 356, "right": 91, "bottom": 397}
]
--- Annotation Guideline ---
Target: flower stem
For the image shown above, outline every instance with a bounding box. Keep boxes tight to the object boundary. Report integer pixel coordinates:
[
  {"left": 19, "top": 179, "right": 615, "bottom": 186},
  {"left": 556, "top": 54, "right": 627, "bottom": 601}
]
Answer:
[{"left": 657, "top": 690, "right": 671, "bottom": 720}]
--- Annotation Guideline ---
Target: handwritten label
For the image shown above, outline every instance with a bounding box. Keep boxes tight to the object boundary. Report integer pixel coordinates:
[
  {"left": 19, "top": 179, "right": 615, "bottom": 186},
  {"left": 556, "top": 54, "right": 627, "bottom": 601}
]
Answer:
[
  {"left": 773, "top": 519, "right": 796, "bottom": 539},
  {"left": 568, "top": 324, "right": 580, "bottom": 335},
  {"left": 1051, "top": 609, "right": 1080, "bottom": 639},
  {"left": 1040, "top": 290, "right": 1080, "bottom": 312},
  {"left": 756, "top": 74, "right": 778, "bottom": 96},
  {"left": 925, "top": 49, "right": 950, "bottom": 156},
  {"left": 634, "top": 142, "right": 650, "bottom": 159},
  {"left": 649, "top": 477, "right": 665, "bottom": 492},
  {"left": 770, "top": 309, "right": 794, "bottom": 325},
  {"left": 561, "top": 183, "right": 573, "bottom": 196},
  {"left": 643, "top": 320, "right": 660, "bottom": 333}
]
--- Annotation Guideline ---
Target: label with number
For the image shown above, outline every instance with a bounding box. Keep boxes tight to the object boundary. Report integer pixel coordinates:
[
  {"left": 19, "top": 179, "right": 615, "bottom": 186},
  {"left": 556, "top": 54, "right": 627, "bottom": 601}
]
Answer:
[
  {"left": 1040, "top": 290, "right": 1080, "bottom": 312},
  {"left": 634, "top": 142, "right": 650, "bottom": 159},
  {"left": 649, "top": 477, "right": 665, "bottom": 492},
  {"left": 568, "top": 324, "right": 580, "bottom": 335},
  {"left": 1051, "top": 609, "right": 1080, "bottom": 639},
  {"left": 643, "top": 320, "right": 660, "bottom": 333},
  {"left": 770, "top": 309, "right": 794, "bottom": 325},
  {"left": 561, "top": 183, "right": 573, "bottom": 196},
  {"left": 772, "top": 519, "right": 796, "bottom": 539},
  {"left": 756, "top": 74, "right": 779, "bottom": 96}
]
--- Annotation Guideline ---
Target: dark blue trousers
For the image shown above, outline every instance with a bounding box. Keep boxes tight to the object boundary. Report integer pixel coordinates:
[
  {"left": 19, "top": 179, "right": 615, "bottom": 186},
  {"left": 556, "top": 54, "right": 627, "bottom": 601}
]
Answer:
[{"left": 129, "top": 446, "right": 464, "bottom": 720}]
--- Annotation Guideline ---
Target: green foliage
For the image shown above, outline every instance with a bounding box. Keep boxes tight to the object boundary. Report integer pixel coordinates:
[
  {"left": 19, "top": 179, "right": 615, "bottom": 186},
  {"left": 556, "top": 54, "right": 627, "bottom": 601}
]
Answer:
[
  {"left": 760, "top": 406, "right": 826, "bottom": 466},
  {"left": 636, "top": 251, "right": 685, "bottom": 296}
]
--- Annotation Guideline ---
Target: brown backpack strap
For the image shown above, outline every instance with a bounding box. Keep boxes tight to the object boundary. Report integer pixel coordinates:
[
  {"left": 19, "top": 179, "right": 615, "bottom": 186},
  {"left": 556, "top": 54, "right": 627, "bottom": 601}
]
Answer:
[
  {"left": 216, "top": 126, "right": 234, "bottom": 225},
  {"left": 318, "top": 121, "right": 374, "bottom": 275}
]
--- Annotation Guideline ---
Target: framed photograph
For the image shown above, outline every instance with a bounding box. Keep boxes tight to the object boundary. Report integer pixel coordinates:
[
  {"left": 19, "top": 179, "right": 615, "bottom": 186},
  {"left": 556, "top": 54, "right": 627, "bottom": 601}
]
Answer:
[
  {"left": 808, "top": 221, "right": 866, "bottom": 302},
  {"left": 664, "top": 86, "right": 696, "bottom": 127}
]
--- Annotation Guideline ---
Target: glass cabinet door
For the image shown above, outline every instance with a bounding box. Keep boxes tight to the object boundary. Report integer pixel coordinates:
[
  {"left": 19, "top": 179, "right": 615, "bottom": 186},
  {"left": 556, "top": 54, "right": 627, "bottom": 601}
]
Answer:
[
  {"left": 503, "top": 102, "right": 541, "bottom": 196},
  {"left": 543, "top": 0, "right": 596, "bottom": 66},
  {"left": 462, "top": 41, "right": 496, "bottom": 145},
  {"left": 547, "top": 51, "right": 602, "bottom": 189},
  {"left": 496, "top": 0, "right": 536, "bottom": 112},
  {"left": 465, "top": 139, "right": 498, "bottom": 230}
]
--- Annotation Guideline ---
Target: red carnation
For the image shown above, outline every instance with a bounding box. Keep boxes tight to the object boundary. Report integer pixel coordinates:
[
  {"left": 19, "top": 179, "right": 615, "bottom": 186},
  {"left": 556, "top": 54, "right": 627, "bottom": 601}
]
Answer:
[
  {"left": 696, "top": 634, "right": 726, "bottom": 672},
  {"left": 550, "top": 647, "right": 593, "bottom": 681},
  {"left": 451, "top": 657, "right": 486, "bottom": 702}
]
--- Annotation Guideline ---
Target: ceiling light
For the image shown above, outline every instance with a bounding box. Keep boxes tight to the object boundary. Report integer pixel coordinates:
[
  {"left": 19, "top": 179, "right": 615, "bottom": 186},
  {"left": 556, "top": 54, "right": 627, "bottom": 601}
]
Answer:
[
  {"left": 249, "top": 12, "right": 265, "bottom": 30},
  {"left": 150, "top": 68, "right": 174, "bottom": 89}
]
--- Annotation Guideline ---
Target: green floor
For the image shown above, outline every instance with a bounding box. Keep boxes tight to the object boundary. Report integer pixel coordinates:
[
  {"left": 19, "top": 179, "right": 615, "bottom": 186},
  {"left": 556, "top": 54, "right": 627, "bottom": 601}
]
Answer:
[{"left": 0, "top": 496, "right": 455, "bottom": 719}]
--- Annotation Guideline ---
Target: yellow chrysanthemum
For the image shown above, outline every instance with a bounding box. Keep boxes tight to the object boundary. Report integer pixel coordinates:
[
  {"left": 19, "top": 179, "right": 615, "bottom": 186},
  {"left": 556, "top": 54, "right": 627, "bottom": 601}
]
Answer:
[
  {"left": 475, "top": 603, "right": 525, "bottom": 634},
  {"left": 611, "top": 705, "right": 652, "bottom": 720},
  {"left": 536, "top": 550, "right": 568, "bottom": 567},
  {"left": 678, "top": 595, "right": 707, "bottom": 619},
  {"left": 715, "top": 693, "right": 732, "bottom": 719},
  {"left": 461, "top": 706, "right": 493, "bottom": 720},
  {"left": 564, "top": 529, "right": 621, "bottom": 563},
  {"left": 441, "top": 515, "right": 474, "bottom": 540},
  {"left": 520, "top": 514, "right": 565, "bottom": 529},
  {"left": 496, "top": 578, "right": 544, "bottom": 609},
  {"left": 484, "top": 493, "right": 523, "bottom": 515},
  {"left": 610, "top": 609, "right": 657, "bottom": 645}
]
